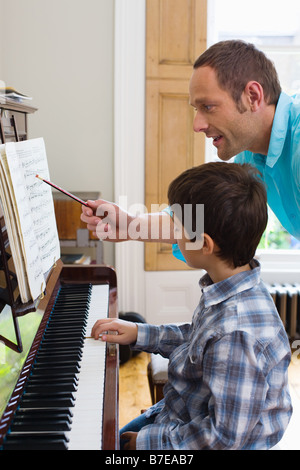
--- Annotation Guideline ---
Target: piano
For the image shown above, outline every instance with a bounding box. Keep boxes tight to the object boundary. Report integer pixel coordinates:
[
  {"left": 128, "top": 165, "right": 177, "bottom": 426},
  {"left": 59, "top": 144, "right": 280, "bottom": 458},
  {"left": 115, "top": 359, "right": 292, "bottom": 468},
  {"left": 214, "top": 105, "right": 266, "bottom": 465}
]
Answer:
[
  {"left": 0, "top": 260, "right": 119, "bottom": 450},
  {"left": 0, "top": 100, "right": 118, "bottom": 450}
]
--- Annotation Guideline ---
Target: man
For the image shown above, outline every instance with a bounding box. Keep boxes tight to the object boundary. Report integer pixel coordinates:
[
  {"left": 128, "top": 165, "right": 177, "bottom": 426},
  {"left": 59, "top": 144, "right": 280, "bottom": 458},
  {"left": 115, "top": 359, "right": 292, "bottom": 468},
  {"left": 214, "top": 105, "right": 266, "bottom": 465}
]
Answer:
[
  {"left": 81, "top": 40, "right": 300, "bottom": 250},
  {"left": 191, "top": 40, "right": 300, "bottom": 242}
]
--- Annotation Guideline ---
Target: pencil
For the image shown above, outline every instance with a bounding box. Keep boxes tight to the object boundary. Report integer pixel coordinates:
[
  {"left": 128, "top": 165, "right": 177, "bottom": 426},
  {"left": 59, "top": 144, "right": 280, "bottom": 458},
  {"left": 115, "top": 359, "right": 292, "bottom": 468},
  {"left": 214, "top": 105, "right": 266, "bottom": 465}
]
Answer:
[{"left": 36, "top": 174, "right": 89, "bottom": 207}]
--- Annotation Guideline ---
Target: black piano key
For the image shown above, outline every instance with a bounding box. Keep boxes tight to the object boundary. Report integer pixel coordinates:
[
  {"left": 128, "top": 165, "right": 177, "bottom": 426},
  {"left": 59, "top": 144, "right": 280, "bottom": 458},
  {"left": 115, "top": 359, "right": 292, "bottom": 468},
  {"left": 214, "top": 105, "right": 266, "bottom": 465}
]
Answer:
[
  {"left": 20, "top": 395, "right": 75, "bottom": 408},
  {"left": 25, "top": 383, "right": 77, "bottom": 393},
  {"left": 36, "top": 349, "right": 83, "bottom": 359},
  {"left": 29, "top": 365, "right": 80, "bottom": 375},
  {"left": 41, "top": 335, "right": 84, "bottom": 341},
  {"left": 10, "top": 418, "right": 71, "bottom": 432},
  {"left": 45, "top": 319, "right": 87, "bottom": 326},
  {"left": 52, "top": 302, "right": 89, "bottom": 309},
  {"left": 15, "top": 408, "right": 73, "bottom": 420},
  {"left": 37, "top": 345, "right": 83, "bottom": 357},
  {"left": 26, "top": 377, "right": 79, "bottom": 388},
  {"left": 54, "top": 301, "right": 89, "bottom": 307},
  {"left": 47, "top": 316, "right": 87, "bottom": 322},
  {"left": 37, "top": 344, "right": 83, "bottom": 352},
  {"left": 40, "top": 328, "right": 85, "bottom": 336},
  {"left": 57, "top": 293, "right": 90, "bottom": 298},
  {"left": 40, "top": 338, "right": 84, "bottom": 346},
  {"left": 48, "top": 311, "right": 87, "bottom": 317},
  {"left": 53, "top": 301, "right": 89, "bottom": 308},
  {"left": 33, "top": 357, "right": 80, "bottom": 366},
  {"left": 35, "top": 354, "right": 82, "bottom": 365},
  {"left": 59, "top": 284, "right": 91, "bottom": 290},
  {"left": 47, "top": 321, "right": 86, "bottom": 328},
  {"left": 45, "top": 324, "right": 86, "bottom": 330},
  {"left": 3, "top": 433, "right": 69, "bottom": 450},
  {"left": 47, "top": 319, "right": 87, "bottom": 325},
  {"left": 42, "top": 336, "right": 85, "bottom": 343}
]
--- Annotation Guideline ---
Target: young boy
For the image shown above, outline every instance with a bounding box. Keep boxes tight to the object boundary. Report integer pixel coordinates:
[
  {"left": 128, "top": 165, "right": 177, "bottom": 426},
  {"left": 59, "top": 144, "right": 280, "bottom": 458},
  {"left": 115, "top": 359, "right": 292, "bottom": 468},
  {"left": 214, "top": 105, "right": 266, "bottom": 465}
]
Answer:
[{"left": 91, "top": 162, "right": 292, "bottom": 450}]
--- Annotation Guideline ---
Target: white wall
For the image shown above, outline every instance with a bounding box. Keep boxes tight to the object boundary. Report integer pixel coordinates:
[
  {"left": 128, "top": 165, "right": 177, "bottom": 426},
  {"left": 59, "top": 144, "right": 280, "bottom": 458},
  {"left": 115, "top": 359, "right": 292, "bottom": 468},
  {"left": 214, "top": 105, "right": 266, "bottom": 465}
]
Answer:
[{"left": 0, "top": 0, "right": 115, "bottom": 265}]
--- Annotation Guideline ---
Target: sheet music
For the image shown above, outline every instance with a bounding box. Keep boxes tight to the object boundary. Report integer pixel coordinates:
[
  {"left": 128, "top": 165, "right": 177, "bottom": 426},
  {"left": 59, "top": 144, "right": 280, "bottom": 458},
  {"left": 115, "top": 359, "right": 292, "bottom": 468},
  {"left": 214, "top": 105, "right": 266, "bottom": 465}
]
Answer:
[
  {"left": 0, "top": 155, "right": 31, "bottom": 300},
  {"left": 0, "top": 138, "right": 60, "bottom": 302}
]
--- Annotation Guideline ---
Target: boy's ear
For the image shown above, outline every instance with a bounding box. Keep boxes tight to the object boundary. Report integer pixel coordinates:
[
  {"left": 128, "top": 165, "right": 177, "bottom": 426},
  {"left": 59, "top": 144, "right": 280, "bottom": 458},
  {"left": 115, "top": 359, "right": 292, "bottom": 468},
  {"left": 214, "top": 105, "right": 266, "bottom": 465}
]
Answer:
[{"left": 202, "top": 233, "right": 214, "bottom": 255}]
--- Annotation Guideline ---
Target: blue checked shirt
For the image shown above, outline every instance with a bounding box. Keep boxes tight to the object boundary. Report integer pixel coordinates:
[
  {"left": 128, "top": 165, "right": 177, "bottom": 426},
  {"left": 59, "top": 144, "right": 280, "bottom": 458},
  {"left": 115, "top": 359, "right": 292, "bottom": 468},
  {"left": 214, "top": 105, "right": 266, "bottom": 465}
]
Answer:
[{"left": 132, "top": 260, "right": 292, "bottom": 450}]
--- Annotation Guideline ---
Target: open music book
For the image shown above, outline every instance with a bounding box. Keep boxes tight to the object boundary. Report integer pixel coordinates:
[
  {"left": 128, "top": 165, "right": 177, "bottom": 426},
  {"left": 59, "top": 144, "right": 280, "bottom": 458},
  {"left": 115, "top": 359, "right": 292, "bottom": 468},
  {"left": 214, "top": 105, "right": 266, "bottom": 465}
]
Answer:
[{"left": 0, "top": 137, "right": 60, "bottom": 303}]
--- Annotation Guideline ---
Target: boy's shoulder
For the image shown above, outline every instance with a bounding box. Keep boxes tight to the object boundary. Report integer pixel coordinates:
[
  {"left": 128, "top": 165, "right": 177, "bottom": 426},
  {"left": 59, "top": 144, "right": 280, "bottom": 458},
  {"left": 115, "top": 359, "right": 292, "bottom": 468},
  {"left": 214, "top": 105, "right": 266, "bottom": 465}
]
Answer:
[{"left": 198, "top": 262, "right": 288, "bottom": 347}]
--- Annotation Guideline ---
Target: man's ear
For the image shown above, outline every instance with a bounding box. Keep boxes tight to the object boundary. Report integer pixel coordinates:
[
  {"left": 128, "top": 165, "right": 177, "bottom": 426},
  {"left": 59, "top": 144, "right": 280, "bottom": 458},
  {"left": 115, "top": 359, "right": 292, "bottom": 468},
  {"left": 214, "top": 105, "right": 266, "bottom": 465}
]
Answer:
[
  {"left": 244, "top": 81, "right": 264, "bottom": 111},
  {"left": 202, "top": 233, "right": 214, "bottom": 255}
]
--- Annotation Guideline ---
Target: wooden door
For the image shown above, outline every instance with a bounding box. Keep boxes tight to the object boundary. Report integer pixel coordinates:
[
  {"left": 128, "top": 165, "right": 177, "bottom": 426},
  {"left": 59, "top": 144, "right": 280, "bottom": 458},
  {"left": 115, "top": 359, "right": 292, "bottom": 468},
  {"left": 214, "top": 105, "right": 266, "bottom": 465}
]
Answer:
[{"left": 145, "top": 0, "right": 207, "bottom": 270}]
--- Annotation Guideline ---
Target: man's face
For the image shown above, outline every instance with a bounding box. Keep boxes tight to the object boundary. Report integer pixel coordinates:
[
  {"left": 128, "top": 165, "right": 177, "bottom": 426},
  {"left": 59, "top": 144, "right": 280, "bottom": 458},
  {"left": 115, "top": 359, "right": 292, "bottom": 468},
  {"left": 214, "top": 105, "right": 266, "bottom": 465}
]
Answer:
[{"left": 189, "top": 66, "right": 256, "bottom": 160}]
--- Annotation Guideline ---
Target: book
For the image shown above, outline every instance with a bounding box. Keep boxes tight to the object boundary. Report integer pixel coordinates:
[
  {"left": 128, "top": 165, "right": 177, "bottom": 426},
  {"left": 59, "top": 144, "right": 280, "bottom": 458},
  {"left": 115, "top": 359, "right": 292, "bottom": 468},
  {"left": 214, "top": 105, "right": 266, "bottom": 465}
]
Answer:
[
  {"left": 0, "top": 137, "right": 60, "bottom": 303},
  {"left": 0, "top": 87, "right": 32, "bottom": 102}
]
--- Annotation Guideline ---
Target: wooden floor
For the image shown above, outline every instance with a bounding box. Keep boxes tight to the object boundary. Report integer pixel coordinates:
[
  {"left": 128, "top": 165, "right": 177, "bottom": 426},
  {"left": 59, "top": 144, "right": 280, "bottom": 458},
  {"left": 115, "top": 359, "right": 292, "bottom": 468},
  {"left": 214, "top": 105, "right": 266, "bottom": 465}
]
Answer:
[
  {"left": 119, "top": 352, "right": 152, "bottom": 429},
  {"left": 119, "top": 352, "right": 300, "bottom": 449}
]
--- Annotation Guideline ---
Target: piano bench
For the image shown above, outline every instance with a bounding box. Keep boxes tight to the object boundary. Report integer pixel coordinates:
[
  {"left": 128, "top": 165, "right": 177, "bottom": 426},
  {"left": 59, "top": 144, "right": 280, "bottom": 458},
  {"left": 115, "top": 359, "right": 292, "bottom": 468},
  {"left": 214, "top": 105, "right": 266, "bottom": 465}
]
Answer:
[{"left": 147, "top": 353, "right": 169, "bottom": 404}]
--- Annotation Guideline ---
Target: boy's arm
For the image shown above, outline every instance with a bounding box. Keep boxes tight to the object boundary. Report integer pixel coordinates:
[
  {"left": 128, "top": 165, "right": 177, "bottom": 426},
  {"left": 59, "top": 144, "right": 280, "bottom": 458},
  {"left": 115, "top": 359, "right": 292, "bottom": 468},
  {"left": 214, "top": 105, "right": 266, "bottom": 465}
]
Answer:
[
  {"left": 131, "top": 322, "right": 191, "bottom": 358},
  {"left": 91, "top": 320, "right": 190, "bottom": 357}
]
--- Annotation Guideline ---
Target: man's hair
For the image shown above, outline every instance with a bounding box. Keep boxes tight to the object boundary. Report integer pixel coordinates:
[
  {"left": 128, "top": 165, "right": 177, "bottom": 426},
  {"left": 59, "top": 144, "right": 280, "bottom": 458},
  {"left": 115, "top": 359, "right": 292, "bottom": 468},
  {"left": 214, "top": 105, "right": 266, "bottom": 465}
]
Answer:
[
  {"left": 168, "top": 162, "right": 268, "bottom": 268},
  {"left": 194, "top": 40, "right": 281, "bottom": 110}
]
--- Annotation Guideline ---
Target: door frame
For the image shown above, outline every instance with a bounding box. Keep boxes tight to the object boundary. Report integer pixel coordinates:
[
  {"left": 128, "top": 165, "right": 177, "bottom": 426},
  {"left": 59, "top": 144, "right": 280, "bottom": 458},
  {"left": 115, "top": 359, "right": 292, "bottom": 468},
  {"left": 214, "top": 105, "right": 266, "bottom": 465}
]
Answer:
[{"left": 114, "top": 0, "right": 146, "bottom": 314}]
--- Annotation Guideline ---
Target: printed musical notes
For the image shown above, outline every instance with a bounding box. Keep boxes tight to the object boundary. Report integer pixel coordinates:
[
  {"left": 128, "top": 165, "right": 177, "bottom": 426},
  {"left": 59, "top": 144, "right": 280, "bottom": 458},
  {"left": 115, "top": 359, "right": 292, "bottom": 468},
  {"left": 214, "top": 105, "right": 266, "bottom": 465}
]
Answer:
[{"left": 0, "top": 138, "right": 60, "bottom": 302}]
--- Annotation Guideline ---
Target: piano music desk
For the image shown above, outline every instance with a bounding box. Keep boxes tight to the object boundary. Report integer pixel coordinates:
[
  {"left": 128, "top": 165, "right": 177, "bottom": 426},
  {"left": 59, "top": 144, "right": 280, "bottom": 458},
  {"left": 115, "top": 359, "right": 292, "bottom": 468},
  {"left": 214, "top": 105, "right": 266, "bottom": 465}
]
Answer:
[{"left": 53, "top": 191, "right": 103, "bottom": 264}]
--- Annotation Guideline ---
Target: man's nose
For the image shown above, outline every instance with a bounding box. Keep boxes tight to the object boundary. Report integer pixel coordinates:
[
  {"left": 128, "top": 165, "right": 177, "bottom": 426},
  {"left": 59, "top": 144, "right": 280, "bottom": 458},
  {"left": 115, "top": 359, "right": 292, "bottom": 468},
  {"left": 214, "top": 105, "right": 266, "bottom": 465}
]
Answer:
[{"left": 193, "top": 111, "right": 208, "bottom": 133}]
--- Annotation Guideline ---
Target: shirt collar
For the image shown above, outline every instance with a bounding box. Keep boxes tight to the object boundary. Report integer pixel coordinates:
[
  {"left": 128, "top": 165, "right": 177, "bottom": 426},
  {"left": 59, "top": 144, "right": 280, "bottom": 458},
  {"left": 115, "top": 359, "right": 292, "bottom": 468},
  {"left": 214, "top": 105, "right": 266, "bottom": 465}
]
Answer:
[
  {"left": 265, "top": 92, "right": 292, "bottom": 168},
  {"left": 199, "top": 259, "right": 261, "bottom": 309}
]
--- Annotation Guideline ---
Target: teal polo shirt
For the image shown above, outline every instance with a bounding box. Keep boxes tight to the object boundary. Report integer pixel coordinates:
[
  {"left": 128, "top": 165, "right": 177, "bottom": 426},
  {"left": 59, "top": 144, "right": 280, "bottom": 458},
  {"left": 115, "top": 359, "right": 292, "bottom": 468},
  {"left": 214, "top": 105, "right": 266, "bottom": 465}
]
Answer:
[
  {"left": 170, "top": 92, "right": 300, "bottom": 262},
  {"left": 235, "top": 91, "right": 300, "bottom": 241}
]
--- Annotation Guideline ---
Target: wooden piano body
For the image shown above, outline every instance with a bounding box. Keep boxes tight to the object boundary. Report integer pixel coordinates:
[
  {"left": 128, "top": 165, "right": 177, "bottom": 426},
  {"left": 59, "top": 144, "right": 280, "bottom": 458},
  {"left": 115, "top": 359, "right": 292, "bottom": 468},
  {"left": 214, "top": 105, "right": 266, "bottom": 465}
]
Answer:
[{"left": 0, "top": 259, "right": 119, "bottom": 450}]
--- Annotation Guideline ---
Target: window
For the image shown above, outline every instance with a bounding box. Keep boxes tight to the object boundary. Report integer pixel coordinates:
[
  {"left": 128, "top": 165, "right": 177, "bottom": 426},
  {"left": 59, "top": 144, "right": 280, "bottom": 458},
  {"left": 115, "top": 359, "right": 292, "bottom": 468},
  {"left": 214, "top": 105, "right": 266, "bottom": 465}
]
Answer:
[{"left": 207, "top": 0, "right": 300, "bottom": 251}]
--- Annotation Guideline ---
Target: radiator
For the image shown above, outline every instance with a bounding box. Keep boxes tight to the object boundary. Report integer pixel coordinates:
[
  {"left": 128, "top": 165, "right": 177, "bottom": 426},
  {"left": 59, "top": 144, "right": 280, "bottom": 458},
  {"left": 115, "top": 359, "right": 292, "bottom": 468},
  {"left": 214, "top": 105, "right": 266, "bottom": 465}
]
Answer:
[{"left": 267, "top": 284, "right": 300, "bottom": 339}]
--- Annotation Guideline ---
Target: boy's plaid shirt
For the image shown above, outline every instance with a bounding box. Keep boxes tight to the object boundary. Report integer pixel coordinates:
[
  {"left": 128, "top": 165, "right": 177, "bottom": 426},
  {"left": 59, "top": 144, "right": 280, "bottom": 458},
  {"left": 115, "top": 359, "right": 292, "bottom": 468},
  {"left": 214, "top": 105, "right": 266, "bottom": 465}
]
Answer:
[{"left": 133, "top": 260, "right": 292, "bottom": 450}]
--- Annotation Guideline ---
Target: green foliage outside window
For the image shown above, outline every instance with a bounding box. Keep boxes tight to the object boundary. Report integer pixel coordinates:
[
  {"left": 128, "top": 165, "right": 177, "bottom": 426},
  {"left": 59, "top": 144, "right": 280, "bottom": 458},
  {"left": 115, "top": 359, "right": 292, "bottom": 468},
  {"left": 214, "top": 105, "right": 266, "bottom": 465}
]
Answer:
[{"left": 258, "top": 207, "right": 300, "bottom": 250}]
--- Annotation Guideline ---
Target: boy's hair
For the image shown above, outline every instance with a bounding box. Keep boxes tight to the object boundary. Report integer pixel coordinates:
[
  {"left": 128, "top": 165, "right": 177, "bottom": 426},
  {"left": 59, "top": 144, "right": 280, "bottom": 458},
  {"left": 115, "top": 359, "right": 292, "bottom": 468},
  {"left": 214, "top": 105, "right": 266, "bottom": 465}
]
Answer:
[
  {"left": 168, "top": 162, "right": 268, "bottom": 268},
  {"left": 194, "top": 40, "right": 281, "bottom": 112}
]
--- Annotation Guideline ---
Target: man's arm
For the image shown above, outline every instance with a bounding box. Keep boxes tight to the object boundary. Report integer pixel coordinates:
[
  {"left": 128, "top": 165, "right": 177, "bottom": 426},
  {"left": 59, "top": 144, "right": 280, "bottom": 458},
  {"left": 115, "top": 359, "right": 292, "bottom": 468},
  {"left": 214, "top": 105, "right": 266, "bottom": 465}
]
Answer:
[{"left": 81, "top": 199, "right": 176, "bottom": 243}]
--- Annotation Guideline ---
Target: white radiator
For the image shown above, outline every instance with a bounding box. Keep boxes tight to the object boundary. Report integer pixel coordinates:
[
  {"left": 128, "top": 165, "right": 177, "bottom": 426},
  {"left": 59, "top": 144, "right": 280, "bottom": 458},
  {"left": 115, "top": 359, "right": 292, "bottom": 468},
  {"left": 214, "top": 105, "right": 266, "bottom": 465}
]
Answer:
[{"left": 267, "top": 284, "right": 300, "bottom": 339}]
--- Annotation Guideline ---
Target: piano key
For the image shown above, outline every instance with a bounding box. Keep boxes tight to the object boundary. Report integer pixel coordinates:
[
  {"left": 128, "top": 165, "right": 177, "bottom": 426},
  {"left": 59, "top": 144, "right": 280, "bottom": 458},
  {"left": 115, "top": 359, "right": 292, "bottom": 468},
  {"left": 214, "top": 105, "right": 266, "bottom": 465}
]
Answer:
[
  {"left": 10, "top": 417, "right": 71, "bottom": 432},
  {"left": 25, "top": 382, "right": 78, "bottom": 393},
  {"left": 3, "top": 433, "right": 69, "bottom": 450},
  {"left": 15, "top": 408, "right": 73, "bottom": 421},
  {"left": 20, "top": 398, "right": 75, "bottom": 409},
  {"left": 40, "top": 338, "right": 84, "bottom": 346},
  {"left": 26, "top": 377, "right": 78, "bottom": 388},
  {"left": 34, "top": 354, "right": 82, "bottom": 363}
]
